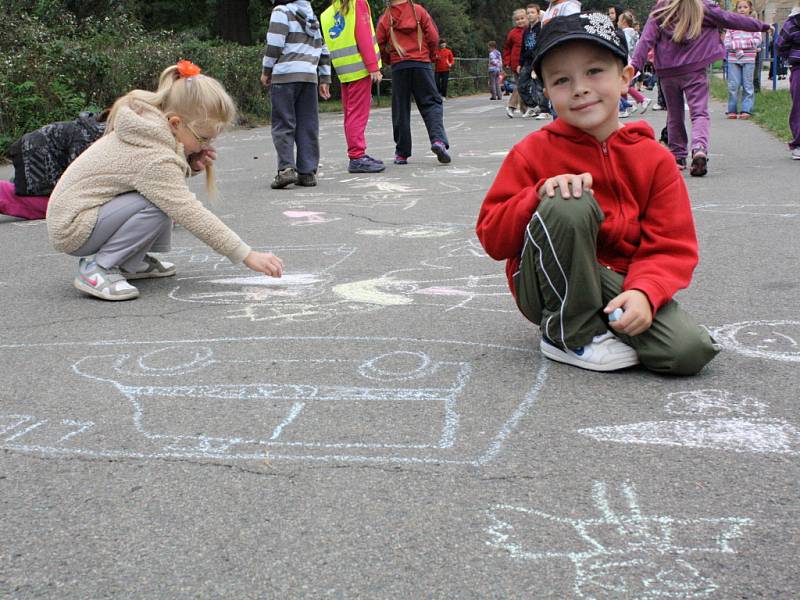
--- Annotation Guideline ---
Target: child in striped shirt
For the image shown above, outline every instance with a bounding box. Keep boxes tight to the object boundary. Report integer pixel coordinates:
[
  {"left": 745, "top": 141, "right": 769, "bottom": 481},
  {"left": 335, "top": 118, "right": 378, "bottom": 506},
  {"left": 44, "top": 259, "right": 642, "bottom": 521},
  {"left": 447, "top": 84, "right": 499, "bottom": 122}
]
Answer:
[
  {"left": 723, "top": 0, "right": 762, "bottom": 119},
  {"left": 261, "top": 0, "right": 332, "bottom": 189}
]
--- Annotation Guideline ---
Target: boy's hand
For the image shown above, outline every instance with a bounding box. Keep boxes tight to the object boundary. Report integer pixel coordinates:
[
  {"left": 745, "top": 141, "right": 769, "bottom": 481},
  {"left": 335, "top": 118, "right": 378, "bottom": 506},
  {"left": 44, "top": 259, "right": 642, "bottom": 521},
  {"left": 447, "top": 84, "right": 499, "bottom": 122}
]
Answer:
[
  {"left": 319, "top": 83, "right": 331, "bottom": 100},
  {"left": 188, "top": 147, "right": 216, "bottom": 172},
  {"left": 605, "top": 290, "right": 653, "bottom": 336},
  {"left": 260, "top": 73, "right": 271, "bottom": 87},
  {"left": 243, "top": 251, "right": 284, "bottom": 277},
  {"left": 370, "top": 70, "right": 383, "bottom": 83},
  {"left": 539, "top": 173, "right": 593, "bottom": 199}
]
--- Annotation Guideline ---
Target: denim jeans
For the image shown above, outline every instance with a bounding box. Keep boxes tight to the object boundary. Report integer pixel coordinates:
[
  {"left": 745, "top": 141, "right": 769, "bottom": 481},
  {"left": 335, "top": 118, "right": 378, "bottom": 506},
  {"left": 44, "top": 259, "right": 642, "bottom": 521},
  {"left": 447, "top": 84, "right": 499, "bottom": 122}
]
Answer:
[{"left": 727, "top": 61, "right": 756, "bottom": 115}]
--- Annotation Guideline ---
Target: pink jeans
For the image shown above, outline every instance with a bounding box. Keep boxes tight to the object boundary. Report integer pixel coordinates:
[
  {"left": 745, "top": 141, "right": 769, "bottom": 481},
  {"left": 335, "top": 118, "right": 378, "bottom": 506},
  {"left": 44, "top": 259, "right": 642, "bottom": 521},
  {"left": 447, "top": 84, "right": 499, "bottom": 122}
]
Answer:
[
  {"left": 0, "top": 180, "right": 49, "bottom": 220},
  {"left": 340, "top": 76, "right": 373, "bottom": 159}
]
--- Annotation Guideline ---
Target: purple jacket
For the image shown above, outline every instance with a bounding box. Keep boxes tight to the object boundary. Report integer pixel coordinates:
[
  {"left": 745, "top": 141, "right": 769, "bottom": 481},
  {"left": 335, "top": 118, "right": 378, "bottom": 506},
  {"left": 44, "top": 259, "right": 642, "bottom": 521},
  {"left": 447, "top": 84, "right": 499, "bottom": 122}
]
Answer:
[
  {"left": 777, "top": 9, "right": 800, "bottom": 67},
  {"left": 632, "top": 0, "right": 770, "bottom": 78}
]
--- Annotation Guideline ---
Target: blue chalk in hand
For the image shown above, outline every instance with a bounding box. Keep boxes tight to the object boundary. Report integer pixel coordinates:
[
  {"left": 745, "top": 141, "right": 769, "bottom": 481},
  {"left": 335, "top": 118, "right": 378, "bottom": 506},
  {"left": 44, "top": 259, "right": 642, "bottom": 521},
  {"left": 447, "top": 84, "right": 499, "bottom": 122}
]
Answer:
[{"left": 608, "top": 308, "right": 623, "bottom": 322}]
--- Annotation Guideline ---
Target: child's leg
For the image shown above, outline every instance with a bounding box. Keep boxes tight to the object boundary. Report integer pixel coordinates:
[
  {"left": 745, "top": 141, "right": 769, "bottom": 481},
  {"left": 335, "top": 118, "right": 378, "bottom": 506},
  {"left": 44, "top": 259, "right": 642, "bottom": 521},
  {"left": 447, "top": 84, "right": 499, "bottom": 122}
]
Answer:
[
  {"left": 0, "top": 181, "right": 49, "bottom": 220},
  {"left": 726, "top": 62, "right": 743, "bottom": 114},
  {"left": 341, "top": 77, "right": 372, "bottom": 159},
  {"left": 270, "top": 83, "right": 299, "bottom": 171},
  {"left": 659, "top": 75, "right": 688, "bottom": 159},
  {"left": 492, "top": 73, "right": 502, "bottom": 99},
  {"left": 71, "top": 192, "right": 172, "bottom": 272},
  {"left": 294, "top": 82, "right": 320, "bottom": 174},
  {"left": 740, "top": 62, "right": 756, "bottom": 114},
  {"left": 598, "top": 268, "right": 720, "bottom": 375},
  {"left": 391, "top": 69, "right": 414, "bottom": 157},
  {"left": 682, "top": 69, "right": 711, "bottom": 154},
  {"left": 789, "top": 66, "right": 800, "bottom": 149},
  {"left": 410, "top": 67, "right": 448, "bottom": 147},
  {"left": 440, "top": 71, "right": 450, "bottom": 98},
  {"left": 514, "top": 190, "right": 610, "bottom": 349},
  {"left": 627, "top": 86, "right": 645, "bottom": 103}
]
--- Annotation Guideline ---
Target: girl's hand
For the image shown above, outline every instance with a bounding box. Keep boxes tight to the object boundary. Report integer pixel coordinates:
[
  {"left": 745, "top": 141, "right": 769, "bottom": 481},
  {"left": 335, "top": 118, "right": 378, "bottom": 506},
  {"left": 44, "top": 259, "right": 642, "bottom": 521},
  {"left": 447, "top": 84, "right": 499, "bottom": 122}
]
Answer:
[
  {"left": 539, "top": 173, "right": 593, "bottom": 199},
  {"left": 370, "top": 70, "right": 383, "bottom": 84},
  {"left": 605, "top": 290, "right": 653, "bottom": 336},
  {"left": 243, "top": 251, "right": 284, "bottom": 277},
  {"left": 319, "top": 83, "right": 331, "bottom": 100},
  {"left": 188, "top": 147, "right": 217, "bottom": 172}
]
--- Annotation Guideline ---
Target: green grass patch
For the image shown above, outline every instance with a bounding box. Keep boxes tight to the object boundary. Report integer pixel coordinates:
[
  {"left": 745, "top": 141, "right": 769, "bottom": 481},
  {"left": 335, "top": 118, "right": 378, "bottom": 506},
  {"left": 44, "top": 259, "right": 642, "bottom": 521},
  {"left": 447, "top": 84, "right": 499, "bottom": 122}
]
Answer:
[{"left": 710, "top": 76, "right": 792, "bottom": 143}]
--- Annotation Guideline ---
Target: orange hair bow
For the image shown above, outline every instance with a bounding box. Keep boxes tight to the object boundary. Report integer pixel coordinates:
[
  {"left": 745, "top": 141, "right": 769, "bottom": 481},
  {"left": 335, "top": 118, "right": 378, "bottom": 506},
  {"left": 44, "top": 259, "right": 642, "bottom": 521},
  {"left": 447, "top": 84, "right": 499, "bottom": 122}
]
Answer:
[{"left": 176, "top": 60, "right": 202, "bottom": 78}]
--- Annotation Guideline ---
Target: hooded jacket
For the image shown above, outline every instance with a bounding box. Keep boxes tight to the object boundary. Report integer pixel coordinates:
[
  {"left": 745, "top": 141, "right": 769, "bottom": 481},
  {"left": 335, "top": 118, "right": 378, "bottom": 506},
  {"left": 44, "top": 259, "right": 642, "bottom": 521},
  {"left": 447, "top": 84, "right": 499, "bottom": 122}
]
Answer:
[
  {"left": 476, "top": 119, "right": 698, "bottom": 313},
  {"left": 47, "top": 101, "right": 250, "bottom": 263},
  {"left": 632, "top": 0, "right": 769, "bottom": 77},
  {"left": 503, "top": 26, "right": 526, "bottom": 71},
  {"left": 263, "top": 0, "right": 332, "bottom": 84},
  {"left": 777, "top": 7, "right": 800, "bottom": 66},
  {"left": 376, "top": 1, "right": 439, "bottom": 66}
]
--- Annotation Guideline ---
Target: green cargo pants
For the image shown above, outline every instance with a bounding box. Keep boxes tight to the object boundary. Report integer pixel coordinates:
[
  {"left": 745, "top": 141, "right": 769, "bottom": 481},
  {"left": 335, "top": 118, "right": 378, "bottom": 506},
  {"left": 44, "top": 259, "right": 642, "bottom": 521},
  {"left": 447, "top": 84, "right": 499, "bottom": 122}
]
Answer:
[{"left": 513, "top": 190, "right": 720, "bottom": 375}]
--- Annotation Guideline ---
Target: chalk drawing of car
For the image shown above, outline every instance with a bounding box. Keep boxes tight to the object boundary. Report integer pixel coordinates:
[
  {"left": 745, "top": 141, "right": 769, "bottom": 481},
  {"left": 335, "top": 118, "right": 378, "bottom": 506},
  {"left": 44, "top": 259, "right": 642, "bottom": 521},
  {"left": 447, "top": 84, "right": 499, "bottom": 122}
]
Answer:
[{"left": 71, "top": 346, "right": 468, "bottom": 456}]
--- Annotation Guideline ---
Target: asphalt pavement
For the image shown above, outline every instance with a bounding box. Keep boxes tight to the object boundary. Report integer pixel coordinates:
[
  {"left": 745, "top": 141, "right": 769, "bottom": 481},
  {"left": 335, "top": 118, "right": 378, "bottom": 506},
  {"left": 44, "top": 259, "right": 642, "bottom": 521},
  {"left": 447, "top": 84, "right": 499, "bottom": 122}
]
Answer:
[{"left": 1, "top": 92, "right": 798, "bottom": 598}]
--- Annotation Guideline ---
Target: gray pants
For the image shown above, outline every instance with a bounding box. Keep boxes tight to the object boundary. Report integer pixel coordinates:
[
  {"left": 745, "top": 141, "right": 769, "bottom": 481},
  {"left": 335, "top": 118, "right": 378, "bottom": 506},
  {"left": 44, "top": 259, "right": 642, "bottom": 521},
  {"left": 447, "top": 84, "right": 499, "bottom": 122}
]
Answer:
[
  {"left": 270, "top": 82, "right": 320, "bottom": 174},
  {"left": 514, "top": 190, "right": 720, "bottom": 376},
  {"left": 70, "top": 192, "right": 172, "bottom": 272}
]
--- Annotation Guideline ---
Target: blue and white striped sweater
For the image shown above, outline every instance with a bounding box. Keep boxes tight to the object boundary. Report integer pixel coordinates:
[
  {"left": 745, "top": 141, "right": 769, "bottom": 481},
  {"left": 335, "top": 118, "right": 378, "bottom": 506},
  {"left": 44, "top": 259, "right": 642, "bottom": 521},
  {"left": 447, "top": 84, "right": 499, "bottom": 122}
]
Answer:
[{"left": 262, "top": 1, "right": 332, "bottom": 84}]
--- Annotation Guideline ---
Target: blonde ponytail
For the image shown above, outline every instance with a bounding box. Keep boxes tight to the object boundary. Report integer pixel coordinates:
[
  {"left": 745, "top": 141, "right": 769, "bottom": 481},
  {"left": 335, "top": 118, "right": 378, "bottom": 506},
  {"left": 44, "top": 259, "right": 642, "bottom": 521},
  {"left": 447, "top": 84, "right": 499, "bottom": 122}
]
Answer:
[{"left": 651, "top": 0, "right": 705, "bottom": 43}]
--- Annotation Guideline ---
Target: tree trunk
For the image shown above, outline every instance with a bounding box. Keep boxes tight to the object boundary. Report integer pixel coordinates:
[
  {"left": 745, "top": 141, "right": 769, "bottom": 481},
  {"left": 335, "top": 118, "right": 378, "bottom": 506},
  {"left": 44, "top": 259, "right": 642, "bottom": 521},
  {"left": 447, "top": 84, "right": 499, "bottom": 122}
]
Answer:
[{"left": 217, "top": 0, "right": 252, "bottom": 45}]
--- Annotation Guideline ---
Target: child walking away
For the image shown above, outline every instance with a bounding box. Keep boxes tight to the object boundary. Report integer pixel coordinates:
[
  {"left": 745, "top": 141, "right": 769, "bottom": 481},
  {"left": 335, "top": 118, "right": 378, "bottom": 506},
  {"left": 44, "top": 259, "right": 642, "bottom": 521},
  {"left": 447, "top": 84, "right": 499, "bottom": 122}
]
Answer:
[
  {"left": 376, "top": 0, "right": 451, "bottom": 165},
  {"left": 476, "top": 14, "right": 719, "bottom": 374},
  {"left": 262, "top": 0, "right": 332, "bottom": 189},
  {"left": 724, "top": 0, "right": 762, "bottom": 119},
  {"left": 619, "top": 11, "right": 652, "bottom": 113},
  {"left": 631, "top": 0, "right": 771, "bottom": 176},
  {"left": 503, "top": 8, "right": 531, "bottom": 118},
  {"left": 518, "top": 3, "right": 550, "bottom": 119},
  {"left": 47, "top": 61, "right": 284, "bottom": 302},
  {"left": 321, "top": 0, "right": 385, "bottom": 174},
  {"left": 434, "top": 38, "right": 455, "bottom": 98},
  {"left": 488, "top": 41, "right": 503, "bottom": 100},
  {"left": 777, "top": 1, "right": 800, "bottom": 160},
  {"left": 1, "top": 111, "right": 107, "bottom": 220}
]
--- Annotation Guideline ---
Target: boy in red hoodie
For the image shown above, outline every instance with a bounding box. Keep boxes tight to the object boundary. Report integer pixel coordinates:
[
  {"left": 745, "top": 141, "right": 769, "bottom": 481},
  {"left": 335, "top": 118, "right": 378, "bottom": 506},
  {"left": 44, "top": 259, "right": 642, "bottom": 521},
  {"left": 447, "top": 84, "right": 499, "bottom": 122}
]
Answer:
[
  {"left": 377, "top": 0, "right": 451, "bottom": 164},
  {"left": 434, "top": 38, "right": 455, "bottom": 98},
  {"left": 475, "top": 13, "right": 719, "bottom": 375}
]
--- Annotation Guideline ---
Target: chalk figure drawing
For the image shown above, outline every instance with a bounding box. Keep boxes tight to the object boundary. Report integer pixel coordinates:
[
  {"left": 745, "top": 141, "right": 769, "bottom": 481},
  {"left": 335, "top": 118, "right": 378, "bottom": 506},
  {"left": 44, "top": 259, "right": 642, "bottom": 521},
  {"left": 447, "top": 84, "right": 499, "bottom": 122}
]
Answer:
[
  {"left": 485, "top": 480, "right": 752, "bottom": 599},
  {"left": 711, "top": 320, "right": 800, "bottom": 363},
  {"left": 579, "top": 389, "right": 800, "bottom": 455},
  {"left": 0, "top": 336, "right": 548, "bottom": 464}
]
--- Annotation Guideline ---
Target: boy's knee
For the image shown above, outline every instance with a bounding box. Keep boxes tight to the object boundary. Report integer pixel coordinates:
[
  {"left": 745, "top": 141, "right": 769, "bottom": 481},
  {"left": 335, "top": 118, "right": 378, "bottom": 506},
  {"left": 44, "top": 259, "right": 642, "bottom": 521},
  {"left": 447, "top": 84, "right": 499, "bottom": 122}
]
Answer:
[
  {"left": 641, "top": 332, "right": 720, "bottom": 376},
  {"left": 535, "top": 190, "right": 602, "bottom": 229}
]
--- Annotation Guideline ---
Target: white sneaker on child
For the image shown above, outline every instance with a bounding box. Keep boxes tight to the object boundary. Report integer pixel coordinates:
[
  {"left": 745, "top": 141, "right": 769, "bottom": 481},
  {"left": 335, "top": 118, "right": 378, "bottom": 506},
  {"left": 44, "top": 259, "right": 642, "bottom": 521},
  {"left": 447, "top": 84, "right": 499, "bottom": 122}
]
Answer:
[
  {"left": 792, "top": 147, "right": 800, "bottom": 160},
  {"left": 638, "top": 97, "right": 652, "bottom": 113},
  {"left": 540, "top": 331, "right": 639, "bottom": 372},
  {"left": 506, "top": 106, "right": 515, "bottom": 118},
  {"left": 74, "top": 258, "right": 139, "bottom": 301},
  {"left": 522, "top": 108, "right": 538, "bottom": 118}
]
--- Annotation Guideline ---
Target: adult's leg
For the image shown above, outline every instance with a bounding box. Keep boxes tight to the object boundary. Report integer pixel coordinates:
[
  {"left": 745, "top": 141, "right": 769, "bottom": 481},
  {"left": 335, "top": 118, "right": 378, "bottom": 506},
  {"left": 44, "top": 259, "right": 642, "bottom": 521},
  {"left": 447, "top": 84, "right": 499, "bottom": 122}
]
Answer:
[
  {"left": 71, "top": 192, "right": 172, "bottom": 272},
  {"left": 0, "top": 181, "right": 49, "bottom": 220},
  {"left": 341, "top": 77, "right": 372, "bottom": 159},
  {"left": 683, "top": 69, "right": 711, "bottom": 154},
  {"left": 270, "top": 83, "right": 299, "bottom": 171},
  {"left": 598, "top": 268, "right": 720, "bottom": 375},
  {"left": 514, "top": 190, "right": 609, "bottom": 350},
  {"left": 726, "top": 61, "right": 742, "bottom": 114},
  {"left": 294, "top": 82, "right": 320, "bottom": 174},
  {"left": 410, "top": 67, "right": 448, "bottom": 147},
  {"left": 741, "top": 62, "right": 756, "bottom": 115},
  {"left": 659, "top": 74, "right": 689, "bottom": 159},
  {"left": 789, "top": 66, "right": 800, "bottom": 149},
  {"left": 391, "top": 69, "right": 413, "bottom": 157}
]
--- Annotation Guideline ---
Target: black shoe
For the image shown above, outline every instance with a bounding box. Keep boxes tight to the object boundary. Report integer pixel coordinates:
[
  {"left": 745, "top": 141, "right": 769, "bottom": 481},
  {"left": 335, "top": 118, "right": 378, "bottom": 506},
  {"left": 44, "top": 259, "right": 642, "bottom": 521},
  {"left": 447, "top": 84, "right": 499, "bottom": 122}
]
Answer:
[
  {"left": 271, "top": 167, "right": 297, "bottom": 189},
  {"left": 690, "top": 150, "right": 707, "bottom": 177},
  {"left": 296, "top": 172, "right": 317, "bottom": 187},
  {"left": 676, "top": 158, "right": 687, "bottom": 170}
]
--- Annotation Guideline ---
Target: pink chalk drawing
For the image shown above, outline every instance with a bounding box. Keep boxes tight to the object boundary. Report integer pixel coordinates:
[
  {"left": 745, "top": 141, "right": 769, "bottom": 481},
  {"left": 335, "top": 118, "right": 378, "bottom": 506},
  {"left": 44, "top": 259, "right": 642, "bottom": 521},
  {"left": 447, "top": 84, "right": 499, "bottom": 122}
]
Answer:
[{"left": 283, "top": 211, "right": 340, "bottom": 226}]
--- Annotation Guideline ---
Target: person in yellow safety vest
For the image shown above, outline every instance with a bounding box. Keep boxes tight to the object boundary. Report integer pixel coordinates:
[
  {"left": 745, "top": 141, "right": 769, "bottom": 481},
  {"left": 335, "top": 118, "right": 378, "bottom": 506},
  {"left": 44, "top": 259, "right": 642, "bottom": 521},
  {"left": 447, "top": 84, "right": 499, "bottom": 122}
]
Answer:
[{"left": 322, "top": 0, "right": 386, "bottom": 173}]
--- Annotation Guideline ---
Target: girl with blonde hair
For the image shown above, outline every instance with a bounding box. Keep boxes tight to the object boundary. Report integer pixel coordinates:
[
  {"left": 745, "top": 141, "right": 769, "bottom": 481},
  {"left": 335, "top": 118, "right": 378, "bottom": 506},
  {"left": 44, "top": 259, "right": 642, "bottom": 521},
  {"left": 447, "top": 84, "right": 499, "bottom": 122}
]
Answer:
[
  {"left": 632, "top": 0, "right": 771, "bottom": 176},
  {"left": 724, "top": 0, "right": 762, "bottom": 119},
  {"left": 47, "top": 61, "right": 284, "bottom": 301}
]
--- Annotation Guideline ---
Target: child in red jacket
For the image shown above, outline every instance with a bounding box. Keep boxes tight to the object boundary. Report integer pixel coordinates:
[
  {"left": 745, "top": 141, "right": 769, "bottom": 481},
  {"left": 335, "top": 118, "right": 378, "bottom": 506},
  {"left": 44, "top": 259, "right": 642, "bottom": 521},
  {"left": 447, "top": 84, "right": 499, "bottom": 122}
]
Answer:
[
  {"left": 475, "top": 13, "right": 719, "bottom": 375},
  {"left": 376, "top": 0, "right": 451, "bottom": 164},
  {"left": 434, "top": 38, "right": 455, "bottom": 98},
  {"left": 503, "top": 8, "right": 531, "bottom": 118}
]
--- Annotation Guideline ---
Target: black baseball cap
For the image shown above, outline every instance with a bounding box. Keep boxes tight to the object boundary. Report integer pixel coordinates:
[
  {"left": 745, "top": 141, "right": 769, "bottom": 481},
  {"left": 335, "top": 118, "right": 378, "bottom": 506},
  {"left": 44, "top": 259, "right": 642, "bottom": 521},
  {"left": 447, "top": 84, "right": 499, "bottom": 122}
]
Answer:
[{"left": 533, "top": 13, "right": 628, "bottom": 81}]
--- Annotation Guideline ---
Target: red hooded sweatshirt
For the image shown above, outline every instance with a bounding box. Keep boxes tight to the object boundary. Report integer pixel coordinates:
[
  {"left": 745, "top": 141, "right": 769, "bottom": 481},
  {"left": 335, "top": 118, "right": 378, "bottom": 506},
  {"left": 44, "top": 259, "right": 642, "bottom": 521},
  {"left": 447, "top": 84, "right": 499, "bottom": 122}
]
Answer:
[
  {"left": 502, "top": 26, "right": 525, "bottom": 71},
  {"left": 376, "top": 1, "right": 439, "bottom": 66},
  {"left": 476, "top": 119, "right": 698, "bottom": 313}
]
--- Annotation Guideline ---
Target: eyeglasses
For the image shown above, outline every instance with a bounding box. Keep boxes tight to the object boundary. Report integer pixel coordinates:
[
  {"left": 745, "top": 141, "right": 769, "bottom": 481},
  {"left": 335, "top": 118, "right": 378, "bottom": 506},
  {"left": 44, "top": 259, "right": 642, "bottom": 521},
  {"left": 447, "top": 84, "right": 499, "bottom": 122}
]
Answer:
[{"left": 183, "top": 122, "right": 213, "bottom": 147}]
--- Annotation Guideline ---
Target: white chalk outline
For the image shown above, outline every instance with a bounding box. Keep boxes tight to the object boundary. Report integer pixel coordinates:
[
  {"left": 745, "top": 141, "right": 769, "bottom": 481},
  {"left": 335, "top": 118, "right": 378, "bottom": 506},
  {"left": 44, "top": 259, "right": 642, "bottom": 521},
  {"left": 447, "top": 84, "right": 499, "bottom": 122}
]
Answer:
[{"left": 711, "top": 320, "right": 800, "bottom": 362}]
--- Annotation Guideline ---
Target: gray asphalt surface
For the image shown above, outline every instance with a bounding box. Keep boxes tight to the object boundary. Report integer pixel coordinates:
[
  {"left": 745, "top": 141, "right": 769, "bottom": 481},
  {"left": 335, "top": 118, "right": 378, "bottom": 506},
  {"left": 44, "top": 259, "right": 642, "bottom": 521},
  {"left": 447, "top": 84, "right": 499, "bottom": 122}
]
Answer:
[{"left": 1, "top": 92, "right": 799, "bottom": 599}]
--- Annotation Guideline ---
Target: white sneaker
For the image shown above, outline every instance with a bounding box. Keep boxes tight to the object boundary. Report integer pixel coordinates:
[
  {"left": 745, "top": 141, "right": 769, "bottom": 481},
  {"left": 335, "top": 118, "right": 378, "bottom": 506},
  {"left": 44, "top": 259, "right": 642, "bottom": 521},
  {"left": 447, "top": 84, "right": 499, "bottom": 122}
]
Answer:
[
  {"left": 540, "top": 331, "right": 639, "bottom": 372},
  {"left": 506, "top": 106, "right": 515, "bottom": 119},
  {"left": 651, "top": 103, "right": 664, "bottom": 111},
  {"left": 74, "top": 258, "right": 139, "bottom": 301},
  {"left": 792, "top": 147, "right": 800, "bottom": 160},
  {"left": 522, "top": 108, "right": 537, "bottom": 118},
  {"left": 638, "top": 97, "right": 652, "bottom": 114},
  {"left": 618, "top": 109, "right": 631, "bottom": 118},
  {"left": 534, "top": 112, "right": 549, "bottom": 120}
]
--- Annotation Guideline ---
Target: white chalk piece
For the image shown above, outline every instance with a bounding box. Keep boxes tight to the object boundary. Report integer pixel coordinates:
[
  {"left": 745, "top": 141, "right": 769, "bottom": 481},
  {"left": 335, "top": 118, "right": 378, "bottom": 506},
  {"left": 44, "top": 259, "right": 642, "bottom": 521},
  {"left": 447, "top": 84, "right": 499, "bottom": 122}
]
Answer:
[{"left": 608, "top": 308, "right": 623, "bottom": 322}]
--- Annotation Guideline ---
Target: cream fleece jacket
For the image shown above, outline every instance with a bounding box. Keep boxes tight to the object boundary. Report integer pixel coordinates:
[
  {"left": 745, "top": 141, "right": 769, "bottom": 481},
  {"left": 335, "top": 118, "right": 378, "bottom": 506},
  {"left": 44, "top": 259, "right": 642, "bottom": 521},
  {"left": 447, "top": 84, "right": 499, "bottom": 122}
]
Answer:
[{"left": 46, "top": 101, "right": 251, "bottom": 263}]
